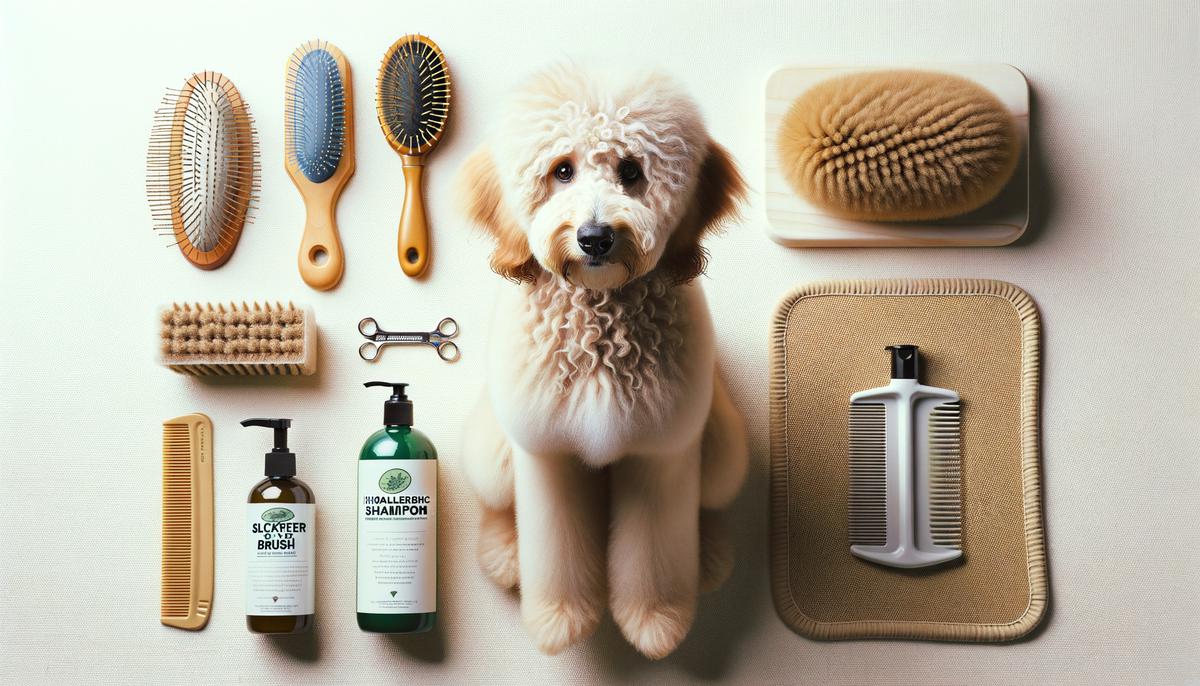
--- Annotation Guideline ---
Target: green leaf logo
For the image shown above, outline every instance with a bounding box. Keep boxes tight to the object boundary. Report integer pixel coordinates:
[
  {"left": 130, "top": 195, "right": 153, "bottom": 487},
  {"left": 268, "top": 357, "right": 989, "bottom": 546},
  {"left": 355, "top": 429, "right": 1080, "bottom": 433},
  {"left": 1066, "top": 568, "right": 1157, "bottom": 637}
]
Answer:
[
  {"left": 378, "top": 468, "right": 412, "bottom": 494},
  {"left": 261, "top": 507, "right": 295, "bottom": 522}
]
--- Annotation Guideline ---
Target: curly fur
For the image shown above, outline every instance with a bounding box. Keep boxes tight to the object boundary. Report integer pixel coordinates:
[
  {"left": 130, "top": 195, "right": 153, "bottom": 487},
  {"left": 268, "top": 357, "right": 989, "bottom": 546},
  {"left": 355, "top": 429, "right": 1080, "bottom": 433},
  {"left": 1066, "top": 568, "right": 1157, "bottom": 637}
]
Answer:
[
  {"left": 524, "top": 271, "right": 685, "bottom": 403},
  {"left": 501, "top": 66, "right": 695, "bottom": 221},
  {"left": 457, "top": 63, "right": 749, "bottom": 660}
]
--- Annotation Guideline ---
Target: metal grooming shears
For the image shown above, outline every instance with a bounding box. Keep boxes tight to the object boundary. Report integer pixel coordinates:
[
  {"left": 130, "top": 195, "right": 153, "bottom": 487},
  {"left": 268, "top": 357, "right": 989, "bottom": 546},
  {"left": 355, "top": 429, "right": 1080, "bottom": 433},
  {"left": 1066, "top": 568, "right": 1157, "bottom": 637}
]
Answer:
[{"left": 358, "top": 317, "right": 460, "bottom": 362}]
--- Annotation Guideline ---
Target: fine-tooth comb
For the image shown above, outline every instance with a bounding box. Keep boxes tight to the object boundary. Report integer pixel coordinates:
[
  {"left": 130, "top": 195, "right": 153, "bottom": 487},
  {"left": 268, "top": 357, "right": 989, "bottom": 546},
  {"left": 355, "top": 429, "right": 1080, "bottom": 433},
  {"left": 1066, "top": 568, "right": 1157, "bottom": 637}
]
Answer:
[
  {"left": 161, "top": 413, "right": 214, "bottom": 629},
  {"left": 146, "top": 72, "right": 260, "bottom": 269},
  {"left": 376, "top": 34, "right": 451, "bottom": 278},
  {"left": 848, "top": 345, "right": 963, "bottom": 569}
]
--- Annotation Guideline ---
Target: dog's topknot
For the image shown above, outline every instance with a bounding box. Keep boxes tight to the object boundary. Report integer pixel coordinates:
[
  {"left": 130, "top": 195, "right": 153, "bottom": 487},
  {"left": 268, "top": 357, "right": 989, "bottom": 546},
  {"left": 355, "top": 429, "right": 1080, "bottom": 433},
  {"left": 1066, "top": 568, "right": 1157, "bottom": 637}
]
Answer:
[{"left": 459, "top": 63, "right": 745, "bottom": 287}]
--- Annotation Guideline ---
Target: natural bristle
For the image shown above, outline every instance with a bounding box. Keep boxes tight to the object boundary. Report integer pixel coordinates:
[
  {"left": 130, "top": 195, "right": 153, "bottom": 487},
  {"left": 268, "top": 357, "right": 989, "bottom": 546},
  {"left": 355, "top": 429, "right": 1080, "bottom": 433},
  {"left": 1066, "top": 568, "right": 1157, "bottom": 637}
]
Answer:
[
  {"left": 376, "top": 34, "right": 450, "bottom": 155},
  {"left": 146, "top": 71, "right": 260, "bottom": 269},
  {"left": 777, "top": 70, "right": 1018, "bottom": 222},
  {"left": 286, "top": 41, "right": 347, "bottom": 183},
  {"left": 848, "top": 402, "right": 887, "bottom": 546},
  {"left": 159, "top": 301, "right": 315, "bottom": 376}
]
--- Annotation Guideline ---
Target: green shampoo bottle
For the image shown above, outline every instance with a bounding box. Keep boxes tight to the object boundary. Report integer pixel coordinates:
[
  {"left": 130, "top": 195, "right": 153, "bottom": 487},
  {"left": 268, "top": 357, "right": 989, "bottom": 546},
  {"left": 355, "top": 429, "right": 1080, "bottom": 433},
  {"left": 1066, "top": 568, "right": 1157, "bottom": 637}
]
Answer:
[{"left": 357, "top": 382, "right": 437, "bottom": 633}]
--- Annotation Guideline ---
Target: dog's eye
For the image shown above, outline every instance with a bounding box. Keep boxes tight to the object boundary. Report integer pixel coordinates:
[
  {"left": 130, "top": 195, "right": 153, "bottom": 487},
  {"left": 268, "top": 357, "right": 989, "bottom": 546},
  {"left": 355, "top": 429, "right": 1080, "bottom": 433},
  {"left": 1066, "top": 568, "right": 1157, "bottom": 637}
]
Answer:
[
  {"left": 618, "top": 159, "right": 642, "bottom": 187},
  {"left": 553, "top": 161, "right": 574, "bottom": 183}
]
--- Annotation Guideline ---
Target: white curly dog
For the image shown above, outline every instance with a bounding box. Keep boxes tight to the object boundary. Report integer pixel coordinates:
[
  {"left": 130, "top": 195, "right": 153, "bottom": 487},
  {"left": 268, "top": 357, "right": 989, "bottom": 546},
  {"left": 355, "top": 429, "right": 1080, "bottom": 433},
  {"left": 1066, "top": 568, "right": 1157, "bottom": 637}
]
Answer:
[{"left": 457, "top": 64, "right": 749, "bottom": 659}]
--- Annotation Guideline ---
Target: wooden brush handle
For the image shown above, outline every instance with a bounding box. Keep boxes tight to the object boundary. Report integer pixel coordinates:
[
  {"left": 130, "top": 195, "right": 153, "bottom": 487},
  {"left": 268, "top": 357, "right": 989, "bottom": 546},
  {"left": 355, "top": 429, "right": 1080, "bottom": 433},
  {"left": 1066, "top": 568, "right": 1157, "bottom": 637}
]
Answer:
[
  {"left": 398, "top": 157, "right": 429, "bottom": 277},
  {"left": 297, "top": 192, "right": 345, "bottom": 291}
]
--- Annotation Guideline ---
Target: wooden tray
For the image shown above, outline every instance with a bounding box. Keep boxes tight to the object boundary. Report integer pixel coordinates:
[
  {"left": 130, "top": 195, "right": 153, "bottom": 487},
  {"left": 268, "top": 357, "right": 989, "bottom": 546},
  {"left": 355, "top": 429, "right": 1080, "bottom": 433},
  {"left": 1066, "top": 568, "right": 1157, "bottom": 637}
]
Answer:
[{"left": 764, "top": 64, "right": 1030, "bottom": 247}]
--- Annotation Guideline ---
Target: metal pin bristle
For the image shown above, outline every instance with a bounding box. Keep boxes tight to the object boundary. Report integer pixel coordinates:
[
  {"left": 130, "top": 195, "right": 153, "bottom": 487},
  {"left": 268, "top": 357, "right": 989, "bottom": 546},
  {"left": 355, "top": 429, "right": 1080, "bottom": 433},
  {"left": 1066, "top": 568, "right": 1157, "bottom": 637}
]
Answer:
[
  {"left": 848, "top": 402, "right": 888, "bottom": 546},
  {"left": 376, "top": 34, "right": 451, "bottom": 155},
  {"left": 145, "top": 71, "right": 259, "bottom": 267},
  {"left": 928, "top": 401, "right": 963, "bottom": 549}
]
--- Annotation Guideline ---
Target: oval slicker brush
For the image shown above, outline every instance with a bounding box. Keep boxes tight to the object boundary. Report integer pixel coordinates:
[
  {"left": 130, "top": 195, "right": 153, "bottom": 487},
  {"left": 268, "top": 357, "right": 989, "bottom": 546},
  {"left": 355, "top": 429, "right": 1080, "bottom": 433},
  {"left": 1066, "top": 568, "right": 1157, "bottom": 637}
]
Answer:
[{"left": 286, "top": 40, "right": 355, "bottom": 291}]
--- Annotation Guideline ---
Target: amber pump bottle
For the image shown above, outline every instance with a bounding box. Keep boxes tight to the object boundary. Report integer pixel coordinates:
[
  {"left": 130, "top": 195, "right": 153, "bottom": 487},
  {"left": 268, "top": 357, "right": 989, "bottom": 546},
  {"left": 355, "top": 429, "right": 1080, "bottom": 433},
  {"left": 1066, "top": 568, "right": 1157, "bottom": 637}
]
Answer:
[{"left": 241, "top": 418, "right": 315, "bottom": 634}]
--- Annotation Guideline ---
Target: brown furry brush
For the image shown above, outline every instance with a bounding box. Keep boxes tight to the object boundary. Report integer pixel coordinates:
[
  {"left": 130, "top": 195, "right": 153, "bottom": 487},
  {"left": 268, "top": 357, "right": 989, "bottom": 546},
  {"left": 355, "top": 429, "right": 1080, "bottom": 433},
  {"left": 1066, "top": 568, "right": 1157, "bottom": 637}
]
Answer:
[{"left": 777, "top": 70, "right": 1019, "bottom": 222}]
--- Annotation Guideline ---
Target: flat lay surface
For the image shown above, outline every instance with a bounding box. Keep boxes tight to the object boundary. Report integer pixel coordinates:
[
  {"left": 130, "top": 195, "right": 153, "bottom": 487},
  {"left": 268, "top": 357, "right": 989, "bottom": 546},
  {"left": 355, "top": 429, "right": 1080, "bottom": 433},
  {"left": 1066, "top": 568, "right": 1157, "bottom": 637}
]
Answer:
[{"left": 0, "top": 0, "right": 1197, "bottom": 683}]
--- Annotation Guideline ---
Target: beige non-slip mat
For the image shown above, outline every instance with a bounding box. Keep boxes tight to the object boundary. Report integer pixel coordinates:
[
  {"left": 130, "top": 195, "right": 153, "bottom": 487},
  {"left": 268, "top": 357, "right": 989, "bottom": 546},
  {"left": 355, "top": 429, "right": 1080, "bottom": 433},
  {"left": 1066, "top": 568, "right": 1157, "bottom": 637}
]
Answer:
[{"left": 769, "top": 279, "right": 1047, "bottom": 641}]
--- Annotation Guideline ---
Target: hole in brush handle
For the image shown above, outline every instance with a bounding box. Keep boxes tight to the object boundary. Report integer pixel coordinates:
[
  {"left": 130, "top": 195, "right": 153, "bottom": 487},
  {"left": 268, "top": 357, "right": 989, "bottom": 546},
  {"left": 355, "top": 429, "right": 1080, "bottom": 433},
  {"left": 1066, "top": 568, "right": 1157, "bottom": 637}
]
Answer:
[{"left": 398, "top": 160, "right": 428, "bottom": 276}]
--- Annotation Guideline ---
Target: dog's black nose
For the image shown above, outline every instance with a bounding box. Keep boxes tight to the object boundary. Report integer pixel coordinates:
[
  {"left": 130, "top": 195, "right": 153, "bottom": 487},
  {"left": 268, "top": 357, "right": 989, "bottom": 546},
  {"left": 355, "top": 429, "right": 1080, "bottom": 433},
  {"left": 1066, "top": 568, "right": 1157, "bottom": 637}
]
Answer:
[{"left": 577, "top": 222, "right": 615, "bottom": 257}]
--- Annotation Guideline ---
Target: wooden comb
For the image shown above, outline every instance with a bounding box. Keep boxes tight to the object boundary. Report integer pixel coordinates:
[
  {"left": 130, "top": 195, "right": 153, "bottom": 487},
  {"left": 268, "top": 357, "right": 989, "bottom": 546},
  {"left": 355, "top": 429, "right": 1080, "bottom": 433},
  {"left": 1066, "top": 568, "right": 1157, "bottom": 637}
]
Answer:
[{"left": 161, "top": 413, "right": 214, "bottom": 630}]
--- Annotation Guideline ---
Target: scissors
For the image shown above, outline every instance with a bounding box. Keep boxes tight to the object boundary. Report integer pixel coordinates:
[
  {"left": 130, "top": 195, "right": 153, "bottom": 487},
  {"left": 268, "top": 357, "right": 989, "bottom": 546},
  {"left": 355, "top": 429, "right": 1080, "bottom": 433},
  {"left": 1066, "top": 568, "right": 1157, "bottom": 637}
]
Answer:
[{"left": 358, "top": 317, "right": 460, "bottom": 362}]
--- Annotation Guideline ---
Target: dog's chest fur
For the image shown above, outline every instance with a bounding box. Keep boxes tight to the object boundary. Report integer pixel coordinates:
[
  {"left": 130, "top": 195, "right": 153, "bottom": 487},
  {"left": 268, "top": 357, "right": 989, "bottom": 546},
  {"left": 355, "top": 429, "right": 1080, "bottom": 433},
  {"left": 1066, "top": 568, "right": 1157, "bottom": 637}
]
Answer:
[
  {"left": 526, "top": 274, "right": 685, "bottom": 396},
  {"left": 491, "top": 273, "right": 711, "bottom": 464}
]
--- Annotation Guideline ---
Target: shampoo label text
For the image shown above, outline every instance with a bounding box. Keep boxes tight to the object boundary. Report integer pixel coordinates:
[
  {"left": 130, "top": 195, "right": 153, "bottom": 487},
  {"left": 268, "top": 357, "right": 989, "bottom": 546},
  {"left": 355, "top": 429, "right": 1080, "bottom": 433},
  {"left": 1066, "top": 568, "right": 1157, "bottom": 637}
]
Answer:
[
  {"left": 245, "top": 502, "right": 315, "bottom": 616},
  {"left": 357, "top": 459, "right": 437, "bottom": 614}
]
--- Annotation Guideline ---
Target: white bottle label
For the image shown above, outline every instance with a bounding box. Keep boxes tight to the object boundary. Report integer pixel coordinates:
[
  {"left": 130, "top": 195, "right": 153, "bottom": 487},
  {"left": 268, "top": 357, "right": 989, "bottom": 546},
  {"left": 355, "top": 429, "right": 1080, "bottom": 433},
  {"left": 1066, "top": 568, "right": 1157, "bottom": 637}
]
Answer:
[
  {"left": 357, "top": 459, "right": 437, "bottom": 614},
  {"left": 245, "top": 502, "right": 315, "bottom": 616}
]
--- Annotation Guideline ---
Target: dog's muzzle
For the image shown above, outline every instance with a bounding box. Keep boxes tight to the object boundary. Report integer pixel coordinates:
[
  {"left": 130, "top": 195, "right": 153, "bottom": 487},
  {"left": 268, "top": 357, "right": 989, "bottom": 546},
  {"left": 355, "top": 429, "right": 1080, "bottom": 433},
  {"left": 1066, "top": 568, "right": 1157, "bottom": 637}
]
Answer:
[{"left": 576, "top": 221, "right": 615, "bottom": 258}]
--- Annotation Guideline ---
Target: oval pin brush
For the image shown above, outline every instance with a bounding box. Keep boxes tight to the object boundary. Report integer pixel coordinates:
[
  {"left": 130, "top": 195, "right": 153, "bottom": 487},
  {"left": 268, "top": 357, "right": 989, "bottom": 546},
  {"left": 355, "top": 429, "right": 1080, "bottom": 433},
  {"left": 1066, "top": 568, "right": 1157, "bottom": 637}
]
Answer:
[
  {"left": 286, "top": 40, "right": 354, "bottom": 291},
  {"left": 146, "top": 72, "right": 259, "bottom": 269},
  {"left": 376, "top": 34, "right": 451, "bottom": 278}
]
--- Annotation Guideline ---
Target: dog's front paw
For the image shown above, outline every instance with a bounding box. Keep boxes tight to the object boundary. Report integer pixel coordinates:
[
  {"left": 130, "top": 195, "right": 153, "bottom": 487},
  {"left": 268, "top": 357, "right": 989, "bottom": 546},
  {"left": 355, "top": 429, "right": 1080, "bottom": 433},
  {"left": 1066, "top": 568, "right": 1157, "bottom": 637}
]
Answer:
[
  {"left": 612, "top": 599, "right": 694, "bottom": 660},
  {"left": 699, "top": 510, "right": 733, "bottom": 593},
  {"left": 522, "top": 596, "right": 603, "bottom": 655},
  {"left": 478, "top": 507, "right": 520, "bottom": 589}
]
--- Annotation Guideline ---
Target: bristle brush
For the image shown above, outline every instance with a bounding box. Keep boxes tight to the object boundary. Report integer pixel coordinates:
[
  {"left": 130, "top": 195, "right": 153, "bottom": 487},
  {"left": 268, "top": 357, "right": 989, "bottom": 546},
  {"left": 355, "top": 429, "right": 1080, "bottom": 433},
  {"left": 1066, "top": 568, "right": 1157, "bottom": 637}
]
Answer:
[
  {"left": 777, "top": 70, "right": 1018, "bottom": 222},
  {"left": 146, "top": 72, "right": 259, "bottom": 269},
  {"left": 286, "top": 40, "right": 355, "bottom": 291},
  {"left": 376, "top": 34, "right": 451, "bottom": 278},
  {"left": 159, "top": 301, "right": 317, "bottom": 376}
]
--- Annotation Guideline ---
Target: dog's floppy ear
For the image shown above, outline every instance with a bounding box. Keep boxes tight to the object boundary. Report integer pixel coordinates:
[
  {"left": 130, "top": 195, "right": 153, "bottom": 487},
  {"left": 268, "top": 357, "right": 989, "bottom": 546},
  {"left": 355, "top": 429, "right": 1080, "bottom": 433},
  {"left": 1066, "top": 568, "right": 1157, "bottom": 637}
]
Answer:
[
  {"left": 660, "top": 141, "right": 747, "bottom": 284},
  {"left": 458, "top": 146, "right": 541, "bottom": 283}
]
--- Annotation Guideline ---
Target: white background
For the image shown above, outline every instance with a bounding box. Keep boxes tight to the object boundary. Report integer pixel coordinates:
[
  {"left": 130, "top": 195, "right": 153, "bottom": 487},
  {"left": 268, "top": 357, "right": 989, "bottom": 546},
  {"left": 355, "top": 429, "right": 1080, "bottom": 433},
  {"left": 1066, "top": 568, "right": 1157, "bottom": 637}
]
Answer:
[{"left": 1, "top": 1, "right": 1197, "bottom": 683}]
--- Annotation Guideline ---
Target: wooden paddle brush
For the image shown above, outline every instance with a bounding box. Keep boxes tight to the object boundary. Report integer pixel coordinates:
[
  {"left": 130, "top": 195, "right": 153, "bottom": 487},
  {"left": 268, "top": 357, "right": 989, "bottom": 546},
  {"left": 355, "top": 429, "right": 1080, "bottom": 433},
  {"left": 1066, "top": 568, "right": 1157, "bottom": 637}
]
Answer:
[
  {"left": 376, "top": 34, "right": 451, "bottom": 278},
  {"left": 286, "top": 40, "right": 354, "bottom": 291}
]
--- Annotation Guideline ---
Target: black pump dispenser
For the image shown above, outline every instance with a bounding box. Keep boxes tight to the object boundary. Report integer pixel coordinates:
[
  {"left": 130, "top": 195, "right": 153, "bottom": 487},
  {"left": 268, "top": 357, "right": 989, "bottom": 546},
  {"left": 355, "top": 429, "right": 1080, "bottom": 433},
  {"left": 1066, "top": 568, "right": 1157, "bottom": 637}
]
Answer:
[
  {"left": 241, "top": 418, "right": 297, "bottom": 477},
  {"left": 886, "top": 345, "right": 920, "bottom": 380},
  {"left": 365, "top": 382, "right": 413, "bottom": 426}
]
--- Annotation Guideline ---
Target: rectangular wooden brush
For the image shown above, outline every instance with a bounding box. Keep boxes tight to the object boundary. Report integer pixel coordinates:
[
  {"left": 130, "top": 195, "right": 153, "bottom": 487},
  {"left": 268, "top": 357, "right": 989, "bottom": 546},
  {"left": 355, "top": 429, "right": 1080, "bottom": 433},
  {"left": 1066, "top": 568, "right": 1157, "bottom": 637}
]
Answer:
[
  {"left": 161, "top": 413, "right": 214, "bottom": 630},
  {"left": 160, "top": 301, "right": 316, "bottom": 376}
]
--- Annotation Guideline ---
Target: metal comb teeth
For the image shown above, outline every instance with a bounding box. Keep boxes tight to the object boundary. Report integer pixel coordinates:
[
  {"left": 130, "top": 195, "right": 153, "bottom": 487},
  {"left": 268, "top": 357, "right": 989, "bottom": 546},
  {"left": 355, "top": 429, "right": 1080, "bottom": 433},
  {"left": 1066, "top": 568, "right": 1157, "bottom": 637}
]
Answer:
[
  {"left": 287, "top": 41, "right": 346, "bottom": 183},
  {"left": 928, "top": 400, "right": 963, "bottom": 549},
  {"left": 848, "top": 402, "right": 887, "bottom": 547}
]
